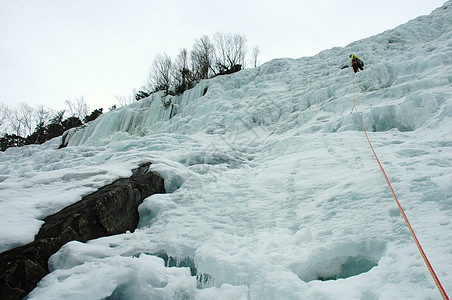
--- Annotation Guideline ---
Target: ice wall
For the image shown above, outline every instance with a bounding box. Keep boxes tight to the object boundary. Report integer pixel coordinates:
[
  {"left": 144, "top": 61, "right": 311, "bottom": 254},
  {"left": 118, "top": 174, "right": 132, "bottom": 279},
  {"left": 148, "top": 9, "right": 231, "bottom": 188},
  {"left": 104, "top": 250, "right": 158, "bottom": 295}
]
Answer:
[
  {"left": 65, "top": 1, "right": 451, "bottom": 148},
  {"left": 66, "top": 82, "right": 209, "bottom": 146}
]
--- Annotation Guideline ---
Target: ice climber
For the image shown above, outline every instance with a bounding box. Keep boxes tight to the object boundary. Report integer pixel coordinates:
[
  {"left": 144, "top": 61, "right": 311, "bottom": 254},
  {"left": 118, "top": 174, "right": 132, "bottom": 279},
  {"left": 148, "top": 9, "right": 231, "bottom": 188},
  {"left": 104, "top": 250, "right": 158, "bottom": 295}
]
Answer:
[{"left": 350, "top": 54, "right": 364, "bottom": 73}]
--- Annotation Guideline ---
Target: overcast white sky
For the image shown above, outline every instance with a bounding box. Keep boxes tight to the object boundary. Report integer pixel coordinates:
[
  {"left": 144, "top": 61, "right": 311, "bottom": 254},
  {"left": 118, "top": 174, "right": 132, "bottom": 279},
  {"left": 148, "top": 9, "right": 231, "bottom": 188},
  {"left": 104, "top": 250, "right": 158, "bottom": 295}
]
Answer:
[{"left": 0, "top": 0, "right": 447, "bottom": 112}]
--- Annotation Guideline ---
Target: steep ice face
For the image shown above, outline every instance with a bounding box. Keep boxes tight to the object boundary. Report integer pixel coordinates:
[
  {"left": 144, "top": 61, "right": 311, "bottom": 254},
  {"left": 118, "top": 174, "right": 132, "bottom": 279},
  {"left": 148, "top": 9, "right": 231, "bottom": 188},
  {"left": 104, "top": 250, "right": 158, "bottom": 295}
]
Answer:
[
  {"left": 65, "top": 1, "right": 451, "bottom": 147},
  {"left": 2, "top": 2, "right": 452, "bottom": 299}
]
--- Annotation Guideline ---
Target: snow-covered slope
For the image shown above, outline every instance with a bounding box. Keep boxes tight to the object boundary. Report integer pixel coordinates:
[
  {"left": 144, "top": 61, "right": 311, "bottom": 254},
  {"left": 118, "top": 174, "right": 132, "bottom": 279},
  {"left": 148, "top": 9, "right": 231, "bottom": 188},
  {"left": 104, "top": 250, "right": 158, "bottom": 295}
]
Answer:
[{"left": 1, "top": 2, "right": 452, "bottom": 299}]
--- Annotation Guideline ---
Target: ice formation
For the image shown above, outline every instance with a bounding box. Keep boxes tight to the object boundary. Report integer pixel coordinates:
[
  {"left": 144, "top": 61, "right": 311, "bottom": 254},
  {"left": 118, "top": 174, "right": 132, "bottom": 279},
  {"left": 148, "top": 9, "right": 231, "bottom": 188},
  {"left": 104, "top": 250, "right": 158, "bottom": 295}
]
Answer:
[{"left": 1, "top": 2, "right": 451, "bottom": 299}]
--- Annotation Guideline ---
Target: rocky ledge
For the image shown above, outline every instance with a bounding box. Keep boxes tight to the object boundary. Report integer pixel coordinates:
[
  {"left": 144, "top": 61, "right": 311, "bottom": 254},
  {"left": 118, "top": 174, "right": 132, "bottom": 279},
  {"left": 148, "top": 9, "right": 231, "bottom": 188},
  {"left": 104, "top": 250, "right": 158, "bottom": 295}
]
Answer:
[{"left": 0, "top": 162, "right": 165, "bottom": 300}]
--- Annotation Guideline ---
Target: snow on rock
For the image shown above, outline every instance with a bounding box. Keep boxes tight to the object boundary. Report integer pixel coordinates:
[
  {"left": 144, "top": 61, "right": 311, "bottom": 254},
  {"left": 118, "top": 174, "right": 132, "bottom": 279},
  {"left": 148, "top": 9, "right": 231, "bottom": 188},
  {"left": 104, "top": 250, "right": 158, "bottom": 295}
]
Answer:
[
  {"left": 1, "top": 1, "right": 452, "bottom": 299},
  {"left": 0, "top": 163, "right": 165, "bottom": 299}
]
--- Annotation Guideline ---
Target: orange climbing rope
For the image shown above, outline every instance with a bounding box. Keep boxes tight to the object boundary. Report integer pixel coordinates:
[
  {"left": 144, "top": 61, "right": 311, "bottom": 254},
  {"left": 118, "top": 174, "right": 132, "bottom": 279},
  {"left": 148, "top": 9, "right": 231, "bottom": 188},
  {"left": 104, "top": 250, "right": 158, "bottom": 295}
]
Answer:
[{"left": 352, "top": 73, "right": 449, "bottom": 300}]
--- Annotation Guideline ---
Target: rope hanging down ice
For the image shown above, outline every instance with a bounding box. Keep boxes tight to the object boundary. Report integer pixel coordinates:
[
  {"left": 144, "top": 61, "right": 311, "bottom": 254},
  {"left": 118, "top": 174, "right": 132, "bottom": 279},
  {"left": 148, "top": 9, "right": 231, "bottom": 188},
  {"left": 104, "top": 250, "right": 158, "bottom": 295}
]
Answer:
[{"left": 351, "top": 73, "right": 449, "bottom": 300}]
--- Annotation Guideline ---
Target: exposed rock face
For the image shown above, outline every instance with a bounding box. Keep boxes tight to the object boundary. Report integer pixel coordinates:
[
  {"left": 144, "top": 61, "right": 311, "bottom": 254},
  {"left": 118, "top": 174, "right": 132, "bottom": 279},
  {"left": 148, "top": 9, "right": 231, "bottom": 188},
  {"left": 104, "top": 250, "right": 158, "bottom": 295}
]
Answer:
[
  {"left": 0, "top": 162, "right": 165, "bottom": 300},
  {"left": 218, "top": 64, "right": 242, "bottom": 76}
]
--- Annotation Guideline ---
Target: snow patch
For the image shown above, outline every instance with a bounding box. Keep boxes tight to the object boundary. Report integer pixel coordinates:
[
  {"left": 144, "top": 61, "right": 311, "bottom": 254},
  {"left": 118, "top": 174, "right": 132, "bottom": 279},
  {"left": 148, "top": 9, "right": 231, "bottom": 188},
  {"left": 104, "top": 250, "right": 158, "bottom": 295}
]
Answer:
[{"left": 291, "top": 241, "right": 386, "bottom": 282}]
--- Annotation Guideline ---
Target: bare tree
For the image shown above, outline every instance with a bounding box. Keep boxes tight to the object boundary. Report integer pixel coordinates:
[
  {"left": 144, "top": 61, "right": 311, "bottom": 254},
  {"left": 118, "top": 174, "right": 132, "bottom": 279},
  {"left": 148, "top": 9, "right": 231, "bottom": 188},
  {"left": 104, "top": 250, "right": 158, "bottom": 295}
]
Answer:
[
  {"left": 251, "top": 45, "right": 260, "bottom": 68},
  {"left": 116, "top": 90, "right": 136, "bottom": 107},
  {"left": 6, "top": 103, "right": 35, "bottom": 136},
  {"left": 19, "top": 103, "right": 34, "bottom": 136},
  {"left": 173, "top": 48, "right": 193, "bottom": 93},
  {"left": 213, "top": 32, "right": 247, "bottom": 74},
  {"left": 34, "top": 105, "right": 53, "bottom": 127},
  {"left": 191, "top": 35, "right": 214, "bottom": 80},
  {"left": 7, "top": 105, "right": 20, "bottom": 136},
  {"left": 149, "top": 53, "right": 172, "bottom": 93},
  {"left": 0, "top": 103, "right": 54, "bottom": 137},
  {"left": 65, "top": 97, "right": 89, "bottom": 119},
  {"left": 0, "top": 103, "right": 10, "bottom": 135}
]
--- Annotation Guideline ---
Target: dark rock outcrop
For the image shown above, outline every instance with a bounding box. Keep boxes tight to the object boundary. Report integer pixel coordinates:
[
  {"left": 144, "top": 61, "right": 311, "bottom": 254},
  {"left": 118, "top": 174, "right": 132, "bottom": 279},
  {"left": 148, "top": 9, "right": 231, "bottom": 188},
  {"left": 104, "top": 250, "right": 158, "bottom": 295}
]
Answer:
[
  {"left": 218, "top": 64, "right": 242, "bottom": 76},
  {"left": 0, "top": 162, "right": 165, "bottom": 300}
]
